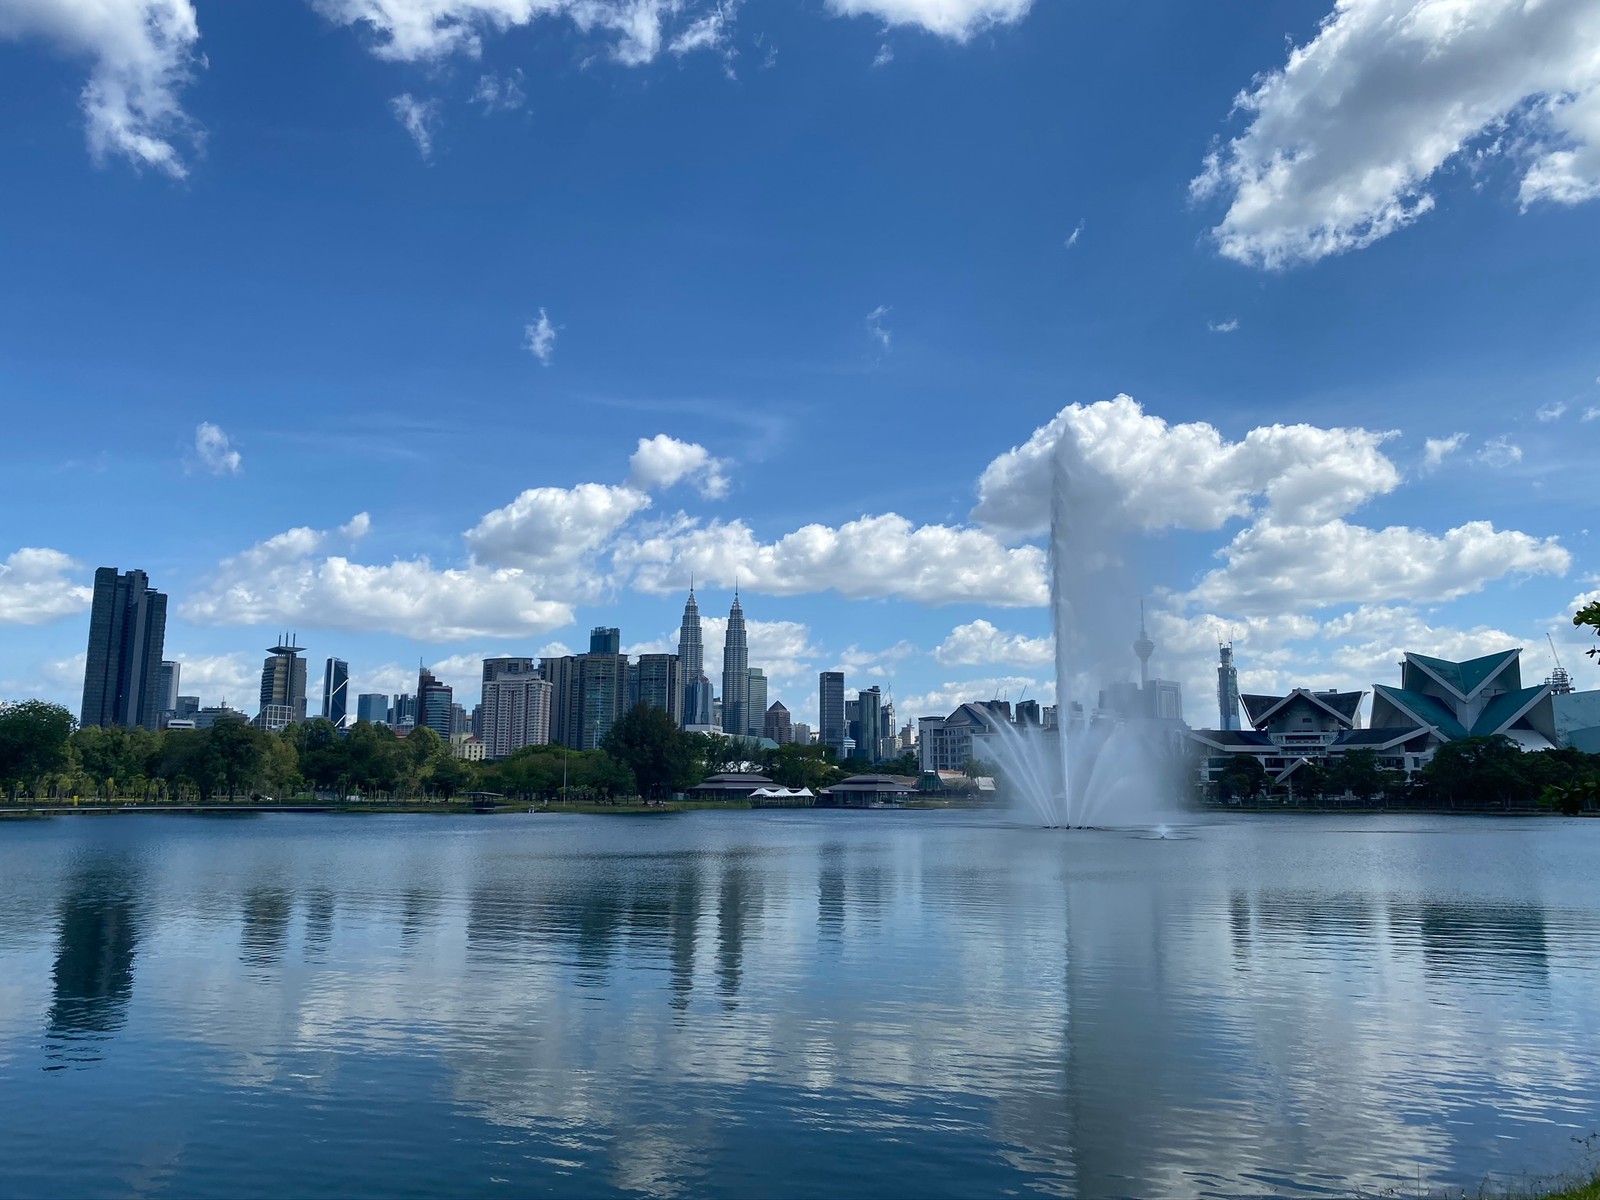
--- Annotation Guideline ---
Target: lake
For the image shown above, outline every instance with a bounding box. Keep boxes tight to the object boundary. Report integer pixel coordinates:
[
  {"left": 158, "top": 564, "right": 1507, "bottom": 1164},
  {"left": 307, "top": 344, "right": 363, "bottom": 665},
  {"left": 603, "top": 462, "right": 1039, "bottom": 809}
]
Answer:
[{"left": 1, "top": 811, "right": 1597, "bottom": 1198}]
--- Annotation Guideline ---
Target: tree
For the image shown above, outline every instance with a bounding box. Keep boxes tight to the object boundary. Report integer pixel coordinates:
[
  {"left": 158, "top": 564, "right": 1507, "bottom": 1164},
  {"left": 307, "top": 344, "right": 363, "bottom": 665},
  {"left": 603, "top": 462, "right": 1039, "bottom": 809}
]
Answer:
[
  {"left": 0, "top": 701, "right": 76, "bottom": 799},
  {"left": 763, "top": 743, "right": 842, "bottom": 791},
  {"left": 1421, "top": 736, "right": 1535, "bottom": 808},
  {"left": 1576, "top": 600, "right": 1600, "bottom": 659},
  {"left": 1219, "top": 755, "right": 1266, "bottom": 801},
  {"left": 1327, "top": 749, "right": 1383, "bottom": 800},
  {"left": 603, "top": 704, "right": 695, "bottom": 799}
]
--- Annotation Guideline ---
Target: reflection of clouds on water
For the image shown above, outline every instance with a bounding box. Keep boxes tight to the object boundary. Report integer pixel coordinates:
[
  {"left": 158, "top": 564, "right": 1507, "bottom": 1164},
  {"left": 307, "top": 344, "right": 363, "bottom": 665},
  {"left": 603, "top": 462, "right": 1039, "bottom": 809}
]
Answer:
[{"left": 2, "top": 815, "right": 1600, "bottom": 1197}]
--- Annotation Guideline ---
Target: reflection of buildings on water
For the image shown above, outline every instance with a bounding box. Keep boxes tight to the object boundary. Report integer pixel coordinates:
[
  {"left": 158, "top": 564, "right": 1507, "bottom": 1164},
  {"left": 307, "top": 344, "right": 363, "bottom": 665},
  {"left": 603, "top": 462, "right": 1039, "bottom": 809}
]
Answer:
[
  {"left": 1389, "top": 900, "right": 1549, "bottom": 984},
  {"left": 302, "top": 888, "right": 335, "bottom": 961},
  {"left": 47, "top": 859, "right": 141, "bottom": 1062},
  {"left": 239, "top": 889, "right": 292, "bottom": 968},
  {"left": 669, "top": 863, "right": 700, "bottom": 1012}
]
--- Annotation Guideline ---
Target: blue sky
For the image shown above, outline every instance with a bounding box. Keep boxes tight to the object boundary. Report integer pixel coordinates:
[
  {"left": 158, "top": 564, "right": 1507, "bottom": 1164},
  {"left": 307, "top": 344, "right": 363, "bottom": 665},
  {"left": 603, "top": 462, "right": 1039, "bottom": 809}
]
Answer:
[{"left": 1, "top": 0, "right": 1597, "bottom": 727}]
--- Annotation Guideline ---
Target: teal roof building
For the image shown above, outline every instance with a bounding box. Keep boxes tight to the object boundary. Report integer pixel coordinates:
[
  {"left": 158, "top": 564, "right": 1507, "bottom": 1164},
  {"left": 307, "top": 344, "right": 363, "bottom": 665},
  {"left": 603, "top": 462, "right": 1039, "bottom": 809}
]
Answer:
[{"left": 1361, "top": 649, "right": 1557, "bottom": 755}]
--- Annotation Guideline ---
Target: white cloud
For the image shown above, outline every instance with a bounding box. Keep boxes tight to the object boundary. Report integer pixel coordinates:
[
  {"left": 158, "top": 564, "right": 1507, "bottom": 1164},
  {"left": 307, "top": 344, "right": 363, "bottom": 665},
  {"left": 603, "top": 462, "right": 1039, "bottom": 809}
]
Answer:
[
  {"left": 824, "top": 0, "right": 1030, "bottom": 40},
  {"left": 339, "top": 512, "right": 373, "bottom": 540},
  {"left": 1207, "top": 318, "right": 1239, "bottom": 333},
  {"left": 194, "top": 421, "right": 242, "bottom": 475},
  {"left": 696, "top": 616, "right": 820, "bottom": 686},
  {"left": 0, "top": 549, "right": 93, "bottom": 625},
  {"left": 935, "top": 619, "right": 1053, "bottom": 668},
  {"left": 1186, "top": 518, "right": 1571, "bottom": 616},
  {"left": 1477, "top": 435, "right": 1523, "bottom": 467},
  {"left": 669, "top": 2, "right": 735, "bottom": 55},
  {"left": 466, "top": 482, "right": 650, "bottom": 572},
  {"left": 1422, "top": 432, "right": 1466, "bottom": 469},
  {"left": 1192, "top": 0, "right": 1600, "bottom": 268},
  {"left": 1064, "top": 219, "right": 1084, "bottom": 248},
  {"left": 1583, "top": 406, "right": 1600, "bottom": 423},
  {"left": 183, "top": 521, "right": 574, "bottom": 641},
  {"left": 524, "top": 308, "right": 556, "bottom": 364},
  {"left": 627, "top": 435, "right": 729, "bottom": 499},
  {"left": 168, "top": 652, "right": 257, "bottom": 706},
  {"left": 316, "top": 0, "right": 731, "bottom": 67},
  {"left": 471, "top": 68, "right": 525, "bottom": 112},
  {"left": 872, "top": 42, "right": 893, "bottom": 67},
  {"left": 829, "top": 639, "right": 917, "bottom": 677},
  {"left": 973, "top": 395, "right": 1401, "bottom": 538},
  {"left": 617, "top": 513, "right": 1048, "bottom": 606},
  {"left": 0, "top": 0, "right": 201, "bottom": 177},
  {"left": 865, "top": 304, "right": 891, "bottom": 350},
  {"left": 391, "top": 92, "right": 439, "bottom": 158},
  {"left": 1536, "top": 401, "right": 1568, "bottom": 422}
]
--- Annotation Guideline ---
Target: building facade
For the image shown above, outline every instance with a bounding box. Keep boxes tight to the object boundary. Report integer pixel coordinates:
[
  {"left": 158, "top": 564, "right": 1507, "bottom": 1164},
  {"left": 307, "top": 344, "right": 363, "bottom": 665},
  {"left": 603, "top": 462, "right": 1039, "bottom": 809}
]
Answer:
[
  {"left": 156, "top": 660, "right": 180, "bottom": 725},
  {"left": 1217, "top": 642, "right": 1241, "bottom": 731},
  {"left": 819, "top": 671, "right": 846, "bottom": 759},
  {"left": 80, "top": 567, "right": 169, "bottom": 731},
  {"left": 259, "top": 637, "right": 308, "bottom": 726},
  {"left": 764, "top": 701, "right": 792, "bottom": 744},
  {"left": 417, "top": 668, "right": 454, "bottom": 739},
  {"left": 356, "top": 693, "right": 389, "bottom": 724},
  {"left": 636, "top": 653, "right": 683, "bottom": 725},
  {"left": 322, "top": 657, "right": 349, "bottom": 727},
  {"left": 676, "top": 587, "right": 712, "bottom": 727},
  {"left": 721, "top": 594, "right": 749, "bottom": 743},
  {"left": 746, "top": 668, "right": 767, "bottom": 737},
  {"left": 856, "top": 687, "right": 883, "bottom": 764}
]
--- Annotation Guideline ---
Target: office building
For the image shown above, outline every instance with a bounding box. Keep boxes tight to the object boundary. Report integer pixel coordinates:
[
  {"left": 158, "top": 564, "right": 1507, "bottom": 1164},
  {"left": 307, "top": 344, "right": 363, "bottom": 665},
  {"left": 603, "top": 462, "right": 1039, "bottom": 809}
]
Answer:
[
  {"left": 193, "top": 704, "right": 247, "bottom": 729},
  {"left": 80, "top": 567, "right": 168, "bottom": 731},
  {"left": 677, "top": 586, "right": 712, "bottom": 726},
  {"left": 636, "top": 653, "right": 683, "bottom": 725},
  {"left": 481, "top": 657, "right": 552, "bottom": 759},
  {"left": 174, "top": 695, "right": 199, "bottom": 720},
  {"left": 577, "top": 650, "right": 629, "bottom": 749},
  {"left": 721, "top": 593, "right": 749, "bottom": 743},
  {"left": 391, "top": 693, "right": 417, "bottom": 727},
  {"left": 1152, "top": 679, "right": 1184, "bottom": 722},
  {"left": 418, "top": 667, "right": 453, "bottom": 738},
  {"left": 1218, "top": 642, "right": 1241, "bottom": 731},
  {"left": 764, "top": 701, "right": 792, "bottom": 745},
  {"left": 792, "top": 722, "right": 812, "bottom": 745},
  {"left": 819, "top": 671, "right": 846, "bottom": 758},
  {"left": 322, "top": 657, "right": 349, "bottom": 727},
  {"left": 857, "top": 687, "right": 883, "bottom": 764},
  {"left": 746, "top": 668, "right": 767, "bottom": 737},
  {"left": 156, "top": 661, "right": 180, "bottom": 721},
  {"left": 539, "top": 655, "right": 580, "bottom": 748},
  {"left": 590, "top": 626, "right": 621, "bottom": 656},
  {"left": 356, "top": 693, "right": 389, "bottom": 725},
  {"left": 259, "top": 636, "right": 308, "bottom": 725}
]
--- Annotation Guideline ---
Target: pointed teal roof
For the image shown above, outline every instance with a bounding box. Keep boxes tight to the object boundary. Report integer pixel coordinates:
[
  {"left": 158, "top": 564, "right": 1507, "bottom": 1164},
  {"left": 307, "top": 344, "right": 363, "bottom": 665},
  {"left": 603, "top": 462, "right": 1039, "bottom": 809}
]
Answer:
[
  {"left": 1470, "top": 685, "right": 1550, "bottom": 737},
  {"left": 1374, "top": 685, "right": 1468, "bottom": 739},
  {"left": 1407, "top": 649, "right": 1519, "bottom": 699}
]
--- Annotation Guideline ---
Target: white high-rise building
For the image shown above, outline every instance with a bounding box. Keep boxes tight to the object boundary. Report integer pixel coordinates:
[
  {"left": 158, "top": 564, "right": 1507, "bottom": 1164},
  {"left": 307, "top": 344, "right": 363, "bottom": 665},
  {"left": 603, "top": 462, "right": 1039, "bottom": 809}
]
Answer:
[{"left": 480, "top": 657, "right": 552, "bottom": 759}]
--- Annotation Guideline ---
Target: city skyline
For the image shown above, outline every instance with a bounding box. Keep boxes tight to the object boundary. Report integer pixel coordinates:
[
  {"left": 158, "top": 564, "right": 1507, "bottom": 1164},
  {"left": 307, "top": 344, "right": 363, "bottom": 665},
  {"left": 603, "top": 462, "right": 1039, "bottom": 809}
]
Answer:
[{"left": 2, "top": 1, "right": 1597, "bottom": 730}]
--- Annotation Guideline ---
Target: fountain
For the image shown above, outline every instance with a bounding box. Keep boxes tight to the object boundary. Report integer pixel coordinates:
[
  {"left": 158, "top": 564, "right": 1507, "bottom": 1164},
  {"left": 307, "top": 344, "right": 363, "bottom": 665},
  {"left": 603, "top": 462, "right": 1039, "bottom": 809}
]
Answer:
[{"left": 985, "top": 430, "right": 1185, "bottom": 829}]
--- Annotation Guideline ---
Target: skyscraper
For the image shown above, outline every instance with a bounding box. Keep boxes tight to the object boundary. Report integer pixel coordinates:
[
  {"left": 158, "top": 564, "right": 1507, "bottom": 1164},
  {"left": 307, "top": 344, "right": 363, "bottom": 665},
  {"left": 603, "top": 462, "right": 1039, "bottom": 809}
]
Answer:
[
  {"left": 156, "top": 661, "right": 180, "bottom": 721},
  {"left": 80, "top": 567, "right": 168, "bottom": 731},
  {"left": 356, "top": 693, "right": 389, "bottom": 724},
  {"left": 589, "top": 626, "right": 621, "bottom": 655},
  {"left": 764, "top": 701, "right": 792, "bottom": 745},
  {"left": 577, "top": 651, "right": 629, "bottom": 749},
  {"left": 539, "top": 655, "right": 579, "bottom": 749},
  {"left": 722, "top": 592, "right": 749, "bottom": 739},
  {"left": 819, "top": 671, "right": 846, "bottom": 759},
  {"left": 480, "top": 657, "right": 552, "bottom": 759},
  {"left": 259, "top": 636, "right": 308, "bottom": 728},
  {"left": 857, "top": 687, "right": 883, "bottom": 764},
  {"left": 636, "top": 653, "right": 683, "bottom": 725},
  {"left": 1133, "top": 603, "right": 1155, "bottom": 689},
  {"left": 322, "top": 657, "right": 349, "bottom": 727},
  {"left": 1218, "top": 642, "right": 1241, "bottom": 731},
  {"left": 418, "top": 667, "right": 453, "bottom": 738},
  {"left": 391, "top": 693, "right": 417, "bottom": 727},
  {"left": 676, "top": 585, "right": 712, "bottom": 727},
  {"left": 746, "top": 667, "right": 767, "bottom": 737}
]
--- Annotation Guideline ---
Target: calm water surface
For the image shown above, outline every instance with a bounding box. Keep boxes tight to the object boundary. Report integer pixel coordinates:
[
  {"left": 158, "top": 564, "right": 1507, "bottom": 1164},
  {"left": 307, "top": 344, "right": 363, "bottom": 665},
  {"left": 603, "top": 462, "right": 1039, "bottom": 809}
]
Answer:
[{"left": 2, "top": 811, "right": 1598, "bottom": 1199}]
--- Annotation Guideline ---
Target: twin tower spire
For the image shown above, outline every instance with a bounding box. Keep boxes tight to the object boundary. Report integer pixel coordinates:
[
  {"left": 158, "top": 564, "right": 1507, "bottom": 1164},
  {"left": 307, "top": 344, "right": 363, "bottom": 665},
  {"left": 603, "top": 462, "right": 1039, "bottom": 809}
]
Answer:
[{"left": 677, "top": 580, "right": 748, "bottom": 733}]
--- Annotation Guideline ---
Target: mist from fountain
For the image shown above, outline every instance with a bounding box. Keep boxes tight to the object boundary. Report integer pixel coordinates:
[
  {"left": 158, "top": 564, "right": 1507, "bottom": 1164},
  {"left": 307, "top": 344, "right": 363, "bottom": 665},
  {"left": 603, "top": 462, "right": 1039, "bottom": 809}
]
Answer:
[{"left": 985, "top": 428, "right": 1184, "bottom": 829}]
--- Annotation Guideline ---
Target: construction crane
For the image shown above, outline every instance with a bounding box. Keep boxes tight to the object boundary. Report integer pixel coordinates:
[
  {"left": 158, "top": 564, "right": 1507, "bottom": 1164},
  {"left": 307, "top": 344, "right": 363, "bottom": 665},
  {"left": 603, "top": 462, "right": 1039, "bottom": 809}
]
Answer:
[{"left": 1547, "top": 633, "right": 1574, "bottom": 695}]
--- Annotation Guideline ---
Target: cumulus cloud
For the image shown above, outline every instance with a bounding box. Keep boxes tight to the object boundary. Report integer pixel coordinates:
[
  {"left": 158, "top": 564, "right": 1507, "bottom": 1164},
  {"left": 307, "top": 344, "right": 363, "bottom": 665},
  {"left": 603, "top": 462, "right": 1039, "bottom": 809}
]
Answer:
[
  {"left": 935, "top": 619, "right": 1053, "bottom": 668},
  {"left": 824, "top": 0, "right": 1031, "bottom": 40},
  {"left": 466, "top": 483, "right": 650, "bottom": 572},
  {"left": 0, "top": 549, "right": 93, "bottom": 624},
  {"left": 339, "top": 512, "right": 373, "bottom": 540},
  {"left": 1477, "top": 435, "right": 1523, "bottom": 467},
  {"left": 1422, "top": 432, "right": 1467, "bottom": 469},
  {"left": 1186, "top": 518, "right": 1570, "bottom": 615},
  {"left": 901, "top": 675, "right": 1053, "bottom": 719},
  {"left": 524, "top": 308, "right": 556, "bottom": 364},
  {"left": 627, "top": 434, "right": 729, "bottom": 499},
  {"left": 1192, "top": 0, "right": 1600, "bottom": 268},
  {"left": 194, "top": 421, "right": 242, "bottom": 475},
  {"left": 0, "top": 0, "right": 201, "bottom": 177},
  {"left": 617, "top": 513, "right": 1048, "bottom": 606},
  {"left": 170, "top": 652, "right": 258, "bottom": 706},
  {"left": 973, "top": 395, "right": 1401, "bottom": 538},
  {"left": 865, "top": 304, "right": 892, "bottom": 350},
  {"left": 183, "top": 520, "right": 574, "bottom": 641},
  {"left": 391, "top": 92, "right": 439, "bottom": 158}
]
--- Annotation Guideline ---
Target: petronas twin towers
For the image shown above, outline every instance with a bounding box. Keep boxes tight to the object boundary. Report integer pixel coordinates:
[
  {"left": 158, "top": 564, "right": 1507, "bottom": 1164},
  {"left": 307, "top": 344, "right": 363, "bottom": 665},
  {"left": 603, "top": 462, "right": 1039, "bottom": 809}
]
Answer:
[{"left": 676, "top": 583, "right": 752, "bottom": 735}]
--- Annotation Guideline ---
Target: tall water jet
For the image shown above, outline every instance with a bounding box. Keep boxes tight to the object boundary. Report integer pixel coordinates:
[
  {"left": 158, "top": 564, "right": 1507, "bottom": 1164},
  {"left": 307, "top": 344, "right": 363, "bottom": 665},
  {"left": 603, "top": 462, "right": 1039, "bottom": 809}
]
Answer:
[{"left": 984, "top": 420, "right": 1184, "bottom": 828}]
